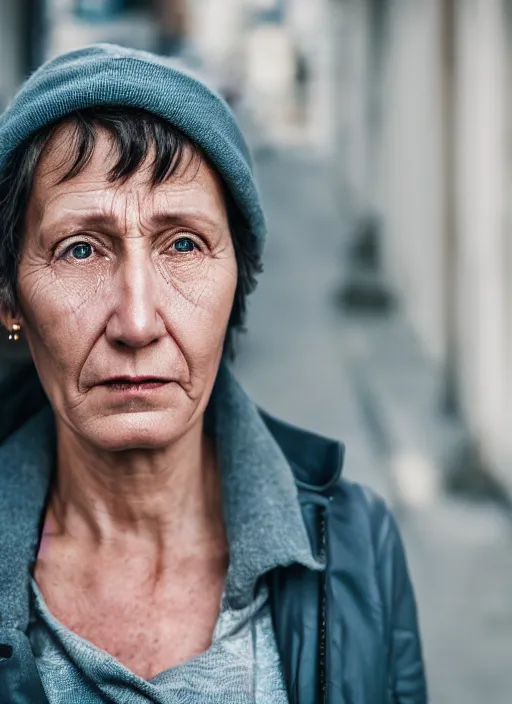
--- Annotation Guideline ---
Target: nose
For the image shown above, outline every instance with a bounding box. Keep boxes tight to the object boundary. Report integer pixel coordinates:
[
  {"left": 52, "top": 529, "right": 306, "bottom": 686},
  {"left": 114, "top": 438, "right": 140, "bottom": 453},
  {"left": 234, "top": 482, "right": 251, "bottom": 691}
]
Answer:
[{"left": 105, "top": 250, "right": 166, "bottom": 349}]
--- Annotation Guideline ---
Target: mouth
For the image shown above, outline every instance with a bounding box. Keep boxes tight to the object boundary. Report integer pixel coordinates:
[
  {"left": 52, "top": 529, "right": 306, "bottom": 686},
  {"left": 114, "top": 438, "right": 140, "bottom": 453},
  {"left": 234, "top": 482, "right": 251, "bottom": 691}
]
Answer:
[{"left": 99, "top": 377, "right": 172, "bottom": 391}]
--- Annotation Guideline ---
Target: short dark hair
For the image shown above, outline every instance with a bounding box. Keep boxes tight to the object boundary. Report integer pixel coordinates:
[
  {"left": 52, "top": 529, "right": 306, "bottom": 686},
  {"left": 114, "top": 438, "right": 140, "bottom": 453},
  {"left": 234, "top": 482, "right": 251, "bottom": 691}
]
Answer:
[{"left": 0, "top": 105, "right": 262, "bottom": 358}]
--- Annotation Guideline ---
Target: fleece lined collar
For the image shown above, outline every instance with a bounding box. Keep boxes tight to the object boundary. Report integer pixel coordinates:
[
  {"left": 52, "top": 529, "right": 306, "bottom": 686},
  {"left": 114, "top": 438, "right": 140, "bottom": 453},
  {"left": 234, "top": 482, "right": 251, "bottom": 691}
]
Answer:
[{"left": 212, "top": 363, "right": 323, "bottom": 608}]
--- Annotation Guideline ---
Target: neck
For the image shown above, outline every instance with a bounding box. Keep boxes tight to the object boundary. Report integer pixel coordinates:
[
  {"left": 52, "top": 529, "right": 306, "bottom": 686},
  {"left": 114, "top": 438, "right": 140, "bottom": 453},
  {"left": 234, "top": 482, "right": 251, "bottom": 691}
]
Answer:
[{"left": 40, "top": 415, "right": 226, "bottom": 563}]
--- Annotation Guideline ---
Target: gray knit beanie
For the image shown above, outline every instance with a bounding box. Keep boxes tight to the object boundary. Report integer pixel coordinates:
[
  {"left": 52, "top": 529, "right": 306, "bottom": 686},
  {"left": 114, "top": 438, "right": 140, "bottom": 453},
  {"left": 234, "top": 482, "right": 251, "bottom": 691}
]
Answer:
[{"left": 0, "top": 43, "right": 266, "bottom": 252}]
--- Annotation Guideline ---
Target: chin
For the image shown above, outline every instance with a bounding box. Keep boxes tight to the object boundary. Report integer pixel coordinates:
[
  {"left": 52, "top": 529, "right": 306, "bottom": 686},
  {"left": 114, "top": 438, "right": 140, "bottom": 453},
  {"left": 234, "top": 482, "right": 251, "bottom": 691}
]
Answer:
[{"left": 84, "top": 410, "right": 191, "bottom": 451}]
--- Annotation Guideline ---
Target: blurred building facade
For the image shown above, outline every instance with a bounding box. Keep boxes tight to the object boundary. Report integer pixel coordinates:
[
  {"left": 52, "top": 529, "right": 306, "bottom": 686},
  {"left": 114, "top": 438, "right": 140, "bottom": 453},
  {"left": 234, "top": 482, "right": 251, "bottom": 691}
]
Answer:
[{"left": 333, "top": 0, "right": 512, "bottom": 496}]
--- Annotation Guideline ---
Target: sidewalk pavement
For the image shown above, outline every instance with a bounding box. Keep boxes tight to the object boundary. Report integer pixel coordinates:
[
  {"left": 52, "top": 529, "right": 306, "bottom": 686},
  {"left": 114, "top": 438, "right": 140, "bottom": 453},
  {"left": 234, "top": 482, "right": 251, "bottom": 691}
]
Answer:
[{"left": 233, "top": 144, "right": 512, "bottom": 704}]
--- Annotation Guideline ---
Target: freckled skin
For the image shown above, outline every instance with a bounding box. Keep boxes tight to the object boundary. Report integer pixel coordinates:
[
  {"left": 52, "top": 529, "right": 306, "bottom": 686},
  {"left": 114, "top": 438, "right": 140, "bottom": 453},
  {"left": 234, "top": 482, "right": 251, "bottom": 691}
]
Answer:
[{"left": 1, "top": 124, "right": 238, "bottom": 678}]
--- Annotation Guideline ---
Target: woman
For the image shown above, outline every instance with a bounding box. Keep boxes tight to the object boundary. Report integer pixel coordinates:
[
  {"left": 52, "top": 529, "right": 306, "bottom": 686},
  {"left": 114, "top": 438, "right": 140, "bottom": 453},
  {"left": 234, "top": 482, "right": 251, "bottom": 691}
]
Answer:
[{"left": 0, "top": 44, "right": 427, "bottom": 703}]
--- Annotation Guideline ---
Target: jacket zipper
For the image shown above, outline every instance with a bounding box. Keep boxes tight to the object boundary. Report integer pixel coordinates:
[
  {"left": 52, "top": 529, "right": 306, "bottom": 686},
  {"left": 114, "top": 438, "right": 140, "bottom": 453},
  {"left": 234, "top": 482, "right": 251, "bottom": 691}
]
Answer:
[{"left": 318, "top": 504, "right": 327, "bottom": 703}]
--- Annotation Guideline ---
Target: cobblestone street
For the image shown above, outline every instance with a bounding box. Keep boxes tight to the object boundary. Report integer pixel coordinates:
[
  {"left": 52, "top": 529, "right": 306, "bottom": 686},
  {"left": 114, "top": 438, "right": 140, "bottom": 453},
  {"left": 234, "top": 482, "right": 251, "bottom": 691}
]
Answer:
[{"left": 233, "top": 145, "right": 512, "bottom": 704}]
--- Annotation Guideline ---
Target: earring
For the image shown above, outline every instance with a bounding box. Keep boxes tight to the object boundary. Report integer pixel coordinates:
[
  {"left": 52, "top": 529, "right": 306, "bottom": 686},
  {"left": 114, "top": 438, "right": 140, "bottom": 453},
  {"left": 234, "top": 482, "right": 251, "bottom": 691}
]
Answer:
[{"left": 8, "top": 323, "right": 21, "bottom": 341}]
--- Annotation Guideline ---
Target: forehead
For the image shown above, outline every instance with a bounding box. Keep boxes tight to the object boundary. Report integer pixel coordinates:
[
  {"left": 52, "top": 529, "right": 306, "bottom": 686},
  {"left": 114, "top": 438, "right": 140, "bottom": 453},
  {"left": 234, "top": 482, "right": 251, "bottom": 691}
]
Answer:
[{"left": 30, "top": 122, "right": 227, "bottom": 216}]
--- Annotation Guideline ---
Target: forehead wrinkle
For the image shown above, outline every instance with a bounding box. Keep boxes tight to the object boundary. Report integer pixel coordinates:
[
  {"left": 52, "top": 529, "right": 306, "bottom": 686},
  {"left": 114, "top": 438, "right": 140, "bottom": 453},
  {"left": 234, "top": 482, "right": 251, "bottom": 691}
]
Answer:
[{"left": 32, "top": 158, "right": 229, "bottom": 241}]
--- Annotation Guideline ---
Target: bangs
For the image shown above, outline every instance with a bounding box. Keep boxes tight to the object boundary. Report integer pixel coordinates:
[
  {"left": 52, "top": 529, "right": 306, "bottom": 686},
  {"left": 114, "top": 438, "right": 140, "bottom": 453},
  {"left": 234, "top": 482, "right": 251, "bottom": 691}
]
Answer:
[{"left": 48, "top": 105, "right": 202, "bottom": 187}]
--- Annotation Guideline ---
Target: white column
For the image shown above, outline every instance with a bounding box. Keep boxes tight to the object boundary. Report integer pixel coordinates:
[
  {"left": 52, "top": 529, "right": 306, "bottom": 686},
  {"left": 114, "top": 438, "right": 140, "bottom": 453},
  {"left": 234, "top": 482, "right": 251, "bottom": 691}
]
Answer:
[
  {"left": 454, "top": 0, "right": 508, "bottom": 475},
  {"left": 377, "top": 0, "right": 445, "bottom": 360},
  {"left": 331, "top": 0, "right": 372, "bottom": 221}
]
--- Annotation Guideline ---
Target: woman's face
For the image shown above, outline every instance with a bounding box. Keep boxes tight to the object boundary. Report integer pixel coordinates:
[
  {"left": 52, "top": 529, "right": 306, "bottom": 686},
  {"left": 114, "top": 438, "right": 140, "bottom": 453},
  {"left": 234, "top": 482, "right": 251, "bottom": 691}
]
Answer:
[{"left": 11, "top": 124, "right": 238, "bottom": 450}]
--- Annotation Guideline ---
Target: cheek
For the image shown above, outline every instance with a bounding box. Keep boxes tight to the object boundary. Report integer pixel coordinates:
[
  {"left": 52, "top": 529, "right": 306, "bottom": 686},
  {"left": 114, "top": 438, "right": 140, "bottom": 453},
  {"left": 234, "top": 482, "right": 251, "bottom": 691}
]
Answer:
[
  {"left": 21, "top": 298, "right": 93, "bottom": 386},
  {"left": 157, "top": 253, "right": 237, "bottom": 305},
  {"left": 161, "top": 257, "right": 237, "bottom": 351},
  {"left": 17, "top": 264, "right": 102, "bottom": 378},
  {"left": 19, "top": 256, "right": 110, "bottom": 322}
]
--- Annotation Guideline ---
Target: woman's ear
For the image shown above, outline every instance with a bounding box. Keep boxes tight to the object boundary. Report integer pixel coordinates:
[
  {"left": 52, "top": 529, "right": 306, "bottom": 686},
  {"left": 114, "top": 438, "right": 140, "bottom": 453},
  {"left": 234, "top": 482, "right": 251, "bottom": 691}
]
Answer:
[{"left": 0, "top": 306, "right": 22, "bottom": 333}]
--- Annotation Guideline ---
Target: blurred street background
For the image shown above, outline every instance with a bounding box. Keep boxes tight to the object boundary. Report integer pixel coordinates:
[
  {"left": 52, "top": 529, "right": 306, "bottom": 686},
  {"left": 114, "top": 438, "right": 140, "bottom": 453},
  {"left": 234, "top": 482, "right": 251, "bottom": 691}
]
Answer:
[{"left": 2, "top": 0, "right": 512, "bottom": 701}]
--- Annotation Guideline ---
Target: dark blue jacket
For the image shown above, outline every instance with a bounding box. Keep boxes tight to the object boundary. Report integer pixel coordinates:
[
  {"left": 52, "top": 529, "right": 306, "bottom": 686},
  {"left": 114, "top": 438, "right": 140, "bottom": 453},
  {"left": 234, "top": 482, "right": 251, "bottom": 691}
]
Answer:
[
  {"left": 0, "top": 364, "right": 427, "bottom": 703},
  {"left": 264, "top": 411, "right": 427, "bottom": 703}
]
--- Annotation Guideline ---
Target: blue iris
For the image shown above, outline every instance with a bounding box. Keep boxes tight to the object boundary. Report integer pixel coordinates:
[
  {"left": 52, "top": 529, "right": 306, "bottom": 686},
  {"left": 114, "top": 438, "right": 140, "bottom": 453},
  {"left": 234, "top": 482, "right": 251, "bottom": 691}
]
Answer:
[
  {"left": 70, "top": 243, "right": 93, "bottom": 259},
  {"left": 174, "top": 237, "right": 195, "bottom": 253}
]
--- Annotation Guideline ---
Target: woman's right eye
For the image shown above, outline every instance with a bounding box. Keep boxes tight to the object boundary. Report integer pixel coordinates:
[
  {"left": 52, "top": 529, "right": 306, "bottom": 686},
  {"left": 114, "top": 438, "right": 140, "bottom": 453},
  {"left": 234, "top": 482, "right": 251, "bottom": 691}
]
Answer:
[{"left": 62, "top": 242, "right": 94, "bottom": 260}]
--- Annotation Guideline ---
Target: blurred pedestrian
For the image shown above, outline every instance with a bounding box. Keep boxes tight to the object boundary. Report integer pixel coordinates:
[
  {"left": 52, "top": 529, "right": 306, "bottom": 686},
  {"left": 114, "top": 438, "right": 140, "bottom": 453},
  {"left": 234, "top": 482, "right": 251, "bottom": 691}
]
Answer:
[
  {"left": 0, "top": 44, "right": 427, "bottom": 703},
  {"left": 153, "top": 0, "right": 188, "bottom": 56}
]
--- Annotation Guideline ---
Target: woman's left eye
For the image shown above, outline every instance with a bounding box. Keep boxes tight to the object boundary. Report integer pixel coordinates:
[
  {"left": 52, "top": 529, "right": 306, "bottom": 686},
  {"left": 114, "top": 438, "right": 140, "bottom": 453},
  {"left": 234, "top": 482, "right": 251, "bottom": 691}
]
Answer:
[{"left": 172, "top": 237, "right": 197, "bottom": 254}]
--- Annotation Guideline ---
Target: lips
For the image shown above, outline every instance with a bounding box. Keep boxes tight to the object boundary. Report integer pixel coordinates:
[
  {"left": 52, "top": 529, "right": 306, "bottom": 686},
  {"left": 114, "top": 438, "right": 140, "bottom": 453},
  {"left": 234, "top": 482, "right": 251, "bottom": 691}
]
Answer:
[
  {"left": 97, "top": 376, "right": 172, "bottom": 391},
  {"left": 101, "top": 376, "right": 171, "bottom": 384}
]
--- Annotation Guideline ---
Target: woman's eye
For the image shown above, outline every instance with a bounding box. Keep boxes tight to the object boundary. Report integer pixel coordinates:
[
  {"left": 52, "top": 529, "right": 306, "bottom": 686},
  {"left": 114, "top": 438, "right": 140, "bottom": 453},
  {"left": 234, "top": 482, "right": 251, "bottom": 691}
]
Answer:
[
  {"left": 64, "top": 242, "right": 94, "bottom": 260},
  {"left": 172, "top": 237, "right": 197, "bottom": 254}
]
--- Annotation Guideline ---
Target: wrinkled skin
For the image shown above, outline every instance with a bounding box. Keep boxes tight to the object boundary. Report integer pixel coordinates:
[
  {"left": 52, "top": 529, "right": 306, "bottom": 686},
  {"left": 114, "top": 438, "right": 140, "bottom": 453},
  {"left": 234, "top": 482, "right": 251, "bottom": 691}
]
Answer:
[{"left": 2, "top": 124, "right": 238, "bottom": 452}]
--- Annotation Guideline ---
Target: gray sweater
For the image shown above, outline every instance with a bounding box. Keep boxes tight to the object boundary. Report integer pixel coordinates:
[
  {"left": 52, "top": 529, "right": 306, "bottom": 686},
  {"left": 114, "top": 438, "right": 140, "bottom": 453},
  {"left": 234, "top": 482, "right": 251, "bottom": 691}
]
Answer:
[{"left": 1, "top": 362, "right": 322, "bottom": 702}]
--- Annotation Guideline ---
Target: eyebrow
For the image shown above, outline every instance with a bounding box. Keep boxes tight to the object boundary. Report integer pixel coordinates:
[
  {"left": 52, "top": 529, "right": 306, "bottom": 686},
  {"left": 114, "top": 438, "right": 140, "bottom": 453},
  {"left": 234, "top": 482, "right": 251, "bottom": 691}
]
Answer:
[{"left": 41, "top": 208, "right": 225, "bottom": 234}]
